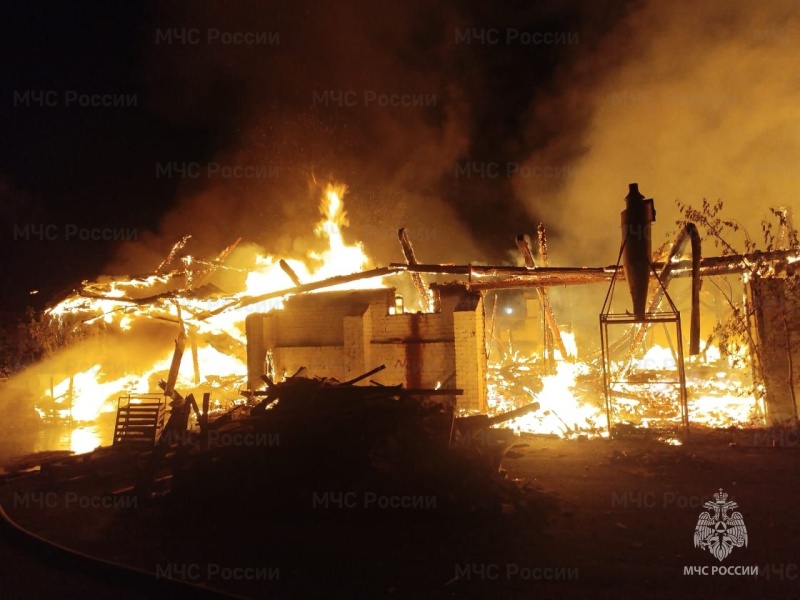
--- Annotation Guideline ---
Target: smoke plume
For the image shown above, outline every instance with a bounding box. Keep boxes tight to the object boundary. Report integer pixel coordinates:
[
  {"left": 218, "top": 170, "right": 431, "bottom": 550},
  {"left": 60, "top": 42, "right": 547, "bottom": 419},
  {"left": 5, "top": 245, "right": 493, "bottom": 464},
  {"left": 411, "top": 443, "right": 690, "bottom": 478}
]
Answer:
[
  {"left": 110, "top": 0, "right": 483, "bottom": 276},
  {"left": 108, "top": 0, "right": 631, "bottom": 277},
  {"left": 515, "top": 0, "right": 800, "bottom": 265}
]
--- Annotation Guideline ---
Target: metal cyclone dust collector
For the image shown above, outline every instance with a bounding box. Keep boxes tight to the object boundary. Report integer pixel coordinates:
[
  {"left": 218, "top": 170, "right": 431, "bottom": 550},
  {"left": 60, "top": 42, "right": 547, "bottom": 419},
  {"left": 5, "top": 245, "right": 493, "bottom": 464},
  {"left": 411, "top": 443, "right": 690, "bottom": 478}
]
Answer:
[{"left": 621, "top": 183, "right": 656, "bottom": 318}]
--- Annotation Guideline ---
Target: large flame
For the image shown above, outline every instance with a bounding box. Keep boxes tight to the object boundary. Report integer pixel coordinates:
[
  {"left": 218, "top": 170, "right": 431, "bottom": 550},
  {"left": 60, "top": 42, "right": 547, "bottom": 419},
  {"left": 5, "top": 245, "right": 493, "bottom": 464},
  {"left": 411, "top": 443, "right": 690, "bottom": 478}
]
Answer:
[
  {"left": 27, "top": 183, "right": 376, "bottom": 452},
  {"left": 13, "top": 182, "right": 763, "bottom": 455},
  {"left": 488, "top": 334, "right": 760, "bottom": 439},
  {"left": 243, "top": 184, "right": 373, "bottom": 300},
  {"left": 309, "top": 183, "right": 373, "bottom": 287}
]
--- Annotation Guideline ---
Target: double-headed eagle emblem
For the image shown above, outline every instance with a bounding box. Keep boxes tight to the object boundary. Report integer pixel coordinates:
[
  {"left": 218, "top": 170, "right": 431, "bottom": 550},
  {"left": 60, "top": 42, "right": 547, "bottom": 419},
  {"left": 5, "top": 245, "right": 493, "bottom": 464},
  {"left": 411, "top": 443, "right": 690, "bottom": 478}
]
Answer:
[{"left": 693, "top": 488, "right": 748, "bottom": 562}]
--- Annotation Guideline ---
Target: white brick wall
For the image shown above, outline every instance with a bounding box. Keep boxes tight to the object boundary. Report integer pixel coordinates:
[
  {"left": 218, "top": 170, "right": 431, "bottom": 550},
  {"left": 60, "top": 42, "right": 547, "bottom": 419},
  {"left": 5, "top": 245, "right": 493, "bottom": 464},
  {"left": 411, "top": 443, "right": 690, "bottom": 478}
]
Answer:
[
  {"left": 369, "top": 341, "right": 455, "bottom": 389},
  {"left": 274, "top": 346, "right": 347, "bottom": 381},
  {"left": 246, "top": 286, "right": 486, "bottom": 410},
  {"left": 371, "top": 311, "right": 454, "bottom": 342},
  {"left": 453, "top": 310, "right": 488, "bottom": 412}
]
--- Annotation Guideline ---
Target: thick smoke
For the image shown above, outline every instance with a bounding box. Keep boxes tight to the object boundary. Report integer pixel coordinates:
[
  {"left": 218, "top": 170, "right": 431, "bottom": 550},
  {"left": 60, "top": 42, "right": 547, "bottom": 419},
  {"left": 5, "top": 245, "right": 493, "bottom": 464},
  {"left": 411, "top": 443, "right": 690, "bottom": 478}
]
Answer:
[
  {"left": 108, "top": 0, "right": 632, "bottom": 277},
  {"left": 109, "top": 0, "right": 483, "bottom": 276},
  {"left": 515, "top": 0, "right": 800, "bottom": 266}
]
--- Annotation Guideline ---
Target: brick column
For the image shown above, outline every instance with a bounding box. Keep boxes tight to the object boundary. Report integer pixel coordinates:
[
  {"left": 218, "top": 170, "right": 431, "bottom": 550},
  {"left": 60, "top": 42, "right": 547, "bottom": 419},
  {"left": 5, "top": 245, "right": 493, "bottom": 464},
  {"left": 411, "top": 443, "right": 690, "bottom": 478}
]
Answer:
[
  {"left": 343, "top": 308, "right": 372, "bottom": 380},
  {"left": 748, "top": 277, "right": 800, "bottom": 424},
  {"left": 453, "top": 309, "right": 488, "bottom": 412},
  {"left": 245, "top": 313, "right": 276, "bottom": 390}
]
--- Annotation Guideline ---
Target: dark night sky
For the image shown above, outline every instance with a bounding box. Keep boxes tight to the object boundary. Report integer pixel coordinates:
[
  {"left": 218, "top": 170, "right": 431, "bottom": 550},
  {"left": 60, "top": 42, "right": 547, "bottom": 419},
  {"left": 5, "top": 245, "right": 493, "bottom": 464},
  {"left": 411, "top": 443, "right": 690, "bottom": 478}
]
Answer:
[
  {"left": 0, "top": 1, "right": 636, "bottom": 317},
  {"left": 1, "top": 3, "right": 215, "bottom": 314}
]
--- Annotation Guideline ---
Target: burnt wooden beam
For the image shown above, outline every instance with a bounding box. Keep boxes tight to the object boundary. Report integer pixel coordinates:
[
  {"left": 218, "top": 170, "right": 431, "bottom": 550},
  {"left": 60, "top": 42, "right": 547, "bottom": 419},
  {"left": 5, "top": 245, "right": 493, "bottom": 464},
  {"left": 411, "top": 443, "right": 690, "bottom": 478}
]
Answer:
[
  {"left": 279, "top": 259, "right": 303, "bottom": 287},
  {"left": 537, "top": 225, "right": 555, "bottom": 372},
  {"left": 201, "top": 266, "right": 400, "bottom": 318},
  {"left": 194, "top": 248, "right": 799, "bottom": 319},
  {"left": 456, "top": 401, "right": 540, "bottom": 430},
  {"left": 190, "top": 236, "right": 242, "bottom": 289},
  {"left": 189, "top": 327, "right": 200, "bottom": 385},
  {"left": 164, "top": 324, "right": 186, "bottom": 397},
  {"left": 398, "top": 388, "right": 463, "bottom": 396},
  {"left": 340, "top": 364, "right": 386, "bottom": 386},
  {"left": 516, "top": 234, "right": 569, "bottom": 359},
  {"left": 486, "top": 401, "right": 541, "bottom": 426},
  {"left": 156, "top": 235, "right": 192, "bottom": 275},
  {"left": 486, "top": 293, "right": 498, "bottom": 360},
  {"left": 537, "top": 224, "right": 550, "bottom": 264},
  {"left": 398, "top": 228, "right": 432, "bottom": 310},
  {"left": 515, "top": 234, "right": 536, "bottom": 267},
  {"left": 392, "top": 248, "right": 799, "bottom": 280}
]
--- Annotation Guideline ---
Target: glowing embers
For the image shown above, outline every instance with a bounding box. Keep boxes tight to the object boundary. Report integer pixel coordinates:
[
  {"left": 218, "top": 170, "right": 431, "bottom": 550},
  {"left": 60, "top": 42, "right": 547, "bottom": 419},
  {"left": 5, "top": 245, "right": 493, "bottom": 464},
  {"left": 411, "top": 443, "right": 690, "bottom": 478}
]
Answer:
[
  {"left": 487, "top": 350, "right": 605, "bottom": 439},
  {"left": 503, "top": 360, "right": 604, "bottom": 438},
  {"left": 70, "top": 426, "right": 102, "bottom": 454},
  {"left": 487, "top": 336, "right": 760, "bottom": 440},
  {"left": 607, "top": 341, "right": 760, "bottom": 430}
]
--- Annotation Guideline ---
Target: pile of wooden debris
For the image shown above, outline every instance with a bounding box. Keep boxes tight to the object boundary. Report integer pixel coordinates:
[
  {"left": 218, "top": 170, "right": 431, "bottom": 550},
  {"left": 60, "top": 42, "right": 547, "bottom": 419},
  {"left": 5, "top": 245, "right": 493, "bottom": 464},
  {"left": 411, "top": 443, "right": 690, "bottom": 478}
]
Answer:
[{"left": 119, "top": 364, "right": 543, "bottom": 519}]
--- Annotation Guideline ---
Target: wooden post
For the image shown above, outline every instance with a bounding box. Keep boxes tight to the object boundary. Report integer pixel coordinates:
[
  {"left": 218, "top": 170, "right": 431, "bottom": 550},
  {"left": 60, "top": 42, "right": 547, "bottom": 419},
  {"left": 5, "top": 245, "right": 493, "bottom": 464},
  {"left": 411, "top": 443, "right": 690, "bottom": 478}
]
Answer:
[
  {"left": 538, "top": 225, "right": 556, "bottom": 372},
  {"left": 165, "top": 324, "right": 187, "bottom": 397},
  {"left": 189, "top": 328, "right": 200, "bottom": 385},
  {"left": 486, "top": 293, "right": 498, "bottom": 360},
  {"left": 67, "top": 376, "right": 74, "bottom": 429},
  {"left": 398, "top": 228, "right": 432, "bottom": 311},
  {"left": 516, "top": 234, "right": 569, "bottom": 360},
  {"left": 201, "top": 392, "right": 210, "bottom": 450}
]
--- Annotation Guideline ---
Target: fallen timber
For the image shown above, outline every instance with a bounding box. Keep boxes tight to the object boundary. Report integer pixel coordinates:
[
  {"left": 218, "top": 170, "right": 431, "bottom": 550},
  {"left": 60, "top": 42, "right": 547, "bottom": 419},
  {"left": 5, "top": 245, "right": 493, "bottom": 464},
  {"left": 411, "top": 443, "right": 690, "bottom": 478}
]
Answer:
[
  {"left": 107, "top": 364, "right": 537, "bottom": 468},
  {"left": 145, "top": 365, "right": 542, "bottom": 518},
  {"left": 455, "top": 401, "right": 541, "bottom": 432}
]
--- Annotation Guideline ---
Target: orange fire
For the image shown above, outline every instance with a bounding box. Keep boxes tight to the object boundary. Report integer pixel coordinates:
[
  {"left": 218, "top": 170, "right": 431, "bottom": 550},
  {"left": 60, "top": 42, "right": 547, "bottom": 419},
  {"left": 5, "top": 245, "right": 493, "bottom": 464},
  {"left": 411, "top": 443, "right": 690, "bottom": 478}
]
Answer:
[
  {"left": 23, "top": 183, "right": 376, "bottom": 452},
  {"left": 8, "top": 182, "right": 764, "bottom": 455},
  {"left": 309, "top": 184, "right": 374, "bottom": 288},
  {"left": 491, "top": 335, "right": 761, "bottom": 440}
]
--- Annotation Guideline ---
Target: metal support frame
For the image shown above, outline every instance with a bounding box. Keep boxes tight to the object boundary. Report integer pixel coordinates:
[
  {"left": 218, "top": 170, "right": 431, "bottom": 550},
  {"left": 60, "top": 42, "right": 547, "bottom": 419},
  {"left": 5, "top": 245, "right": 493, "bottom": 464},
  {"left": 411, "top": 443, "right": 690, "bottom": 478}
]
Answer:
[{"left": 600, "top": 254, "right": 689, "bottom": 438}]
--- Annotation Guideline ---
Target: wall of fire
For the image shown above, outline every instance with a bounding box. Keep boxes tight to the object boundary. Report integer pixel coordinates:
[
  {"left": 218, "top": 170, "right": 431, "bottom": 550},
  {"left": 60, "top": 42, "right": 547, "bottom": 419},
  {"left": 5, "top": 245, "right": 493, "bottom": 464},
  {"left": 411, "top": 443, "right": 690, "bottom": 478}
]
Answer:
[
  {"left": 245, "top": 284, "right": 488, "bottom": 412},
  {"left": 748, "top": 275, "right": 800, "bottom": 424}
]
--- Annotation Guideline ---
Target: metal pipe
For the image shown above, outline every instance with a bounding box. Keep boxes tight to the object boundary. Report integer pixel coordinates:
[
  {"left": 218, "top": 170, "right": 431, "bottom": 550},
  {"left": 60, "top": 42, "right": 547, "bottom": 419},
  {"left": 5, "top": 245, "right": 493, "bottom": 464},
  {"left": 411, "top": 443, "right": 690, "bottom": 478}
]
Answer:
[
  {"left": 626, "top": 223, "right": 702, "bottom": 358},
  {"left": 621, "top": 183, "right": 656, "bottom": 318}
]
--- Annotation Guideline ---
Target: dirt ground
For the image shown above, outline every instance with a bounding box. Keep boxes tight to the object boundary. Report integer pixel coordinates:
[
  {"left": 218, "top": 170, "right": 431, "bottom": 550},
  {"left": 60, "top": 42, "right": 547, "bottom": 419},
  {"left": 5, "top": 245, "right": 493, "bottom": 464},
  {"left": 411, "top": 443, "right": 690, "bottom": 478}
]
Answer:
[{"left": 1, "top": 428, "right": 798, "bottom": 599}]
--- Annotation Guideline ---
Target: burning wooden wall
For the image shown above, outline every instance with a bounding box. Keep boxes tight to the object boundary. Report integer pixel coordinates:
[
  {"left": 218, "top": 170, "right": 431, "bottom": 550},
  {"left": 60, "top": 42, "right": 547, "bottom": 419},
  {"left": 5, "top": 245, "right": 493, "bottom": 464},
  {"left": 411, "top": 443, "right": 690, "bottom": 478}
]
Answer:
[
  {"left": 245, "top": 284, "right": 487, "bottom": 412},
  {"left": 748, "top": 274, "right": 800, "bottom": 425}
]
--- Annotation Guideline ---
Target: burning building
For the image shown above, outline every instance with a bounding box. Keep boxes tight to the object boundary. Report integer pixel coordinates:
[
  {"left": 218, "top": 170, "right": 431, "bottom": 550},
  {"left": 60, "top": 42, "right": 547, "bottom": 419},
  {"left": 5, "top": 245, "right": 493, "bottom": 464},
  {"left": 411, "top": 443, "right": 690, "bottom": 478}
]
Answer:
[
  {"left": 4, "top": 181, "right": 800, "bottom": 460},
  {"left": 245, "top": 284, "right": 487, "bottom": 412}
]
